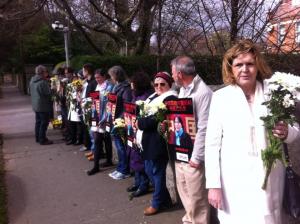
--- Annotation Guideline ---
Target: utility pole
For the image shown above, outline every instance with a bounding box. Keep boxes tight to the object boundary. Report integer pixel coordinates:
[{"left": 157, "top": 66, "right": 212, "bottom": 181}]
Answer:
[
  {"left": 157, "top": 0, "right": 163, "bottom": 72},
  {"left": 52, "top": 21, "right": 70, "bottom": 67}
]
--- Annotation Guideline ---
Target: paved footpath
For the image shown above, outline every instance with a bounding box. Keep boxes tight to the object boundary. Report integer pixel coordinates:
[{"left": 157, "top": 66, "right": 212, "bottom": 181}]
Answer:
[{"left": 0, "top": 83, "right": 184, "bottom": 224}]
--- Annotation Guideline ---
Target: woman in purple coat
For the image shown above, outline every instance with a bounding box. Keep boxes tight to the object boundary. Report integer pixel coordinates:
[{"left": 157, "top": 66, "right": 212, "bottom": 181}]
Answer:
[{"left": 126, "top": 72, "right": 154, "bottom": 198}]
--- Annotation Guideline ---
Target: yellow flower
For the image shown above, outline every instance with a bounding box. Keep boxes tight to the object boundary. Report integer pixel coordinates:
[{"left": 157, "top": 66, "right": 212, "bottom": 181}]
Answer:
[{"left": 71, "top": 79, "right": 83, "bottom": 88}]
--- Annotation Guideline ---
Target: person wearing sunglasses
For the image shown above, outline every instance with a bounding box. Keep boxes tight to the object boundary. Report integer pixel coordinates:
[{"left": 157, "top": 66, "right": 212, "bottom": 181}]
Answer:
[{"left": 136, "top": 71, "right": 178, "bottom": 216}]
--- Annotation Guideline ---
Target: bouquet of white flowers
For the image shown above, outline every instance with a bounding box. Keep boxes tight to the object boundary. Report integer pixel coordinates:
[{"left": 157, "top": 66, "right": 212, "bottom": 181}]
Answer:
[
  {"left": 136, "top": 100, "right": 167, "bottom": 122},
  {"left": 50, "top": 75, "right": 60, "bottom": 102},
  {"left": 136, "top": 100, "right": 169, "bottom": 145},
  {"left": 111, "top": 118, "right": 126, "bottom": 143},
  {"left": 66, "top": 83, "right": 76, "bottom": 105},
  {"left": 261, "top": 72, "right": 300, "bottom": 190},
  {"left": 81, "top": 97, "right": 93, "bottom": 127}
]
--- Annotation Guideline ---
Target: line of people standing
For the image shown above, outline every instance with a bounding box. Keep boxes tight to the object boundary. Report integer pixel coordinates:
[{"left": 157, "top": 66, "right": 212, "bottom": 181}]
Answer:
[{"left": 30, "top": 39, "right": 300, "bottom": 224}]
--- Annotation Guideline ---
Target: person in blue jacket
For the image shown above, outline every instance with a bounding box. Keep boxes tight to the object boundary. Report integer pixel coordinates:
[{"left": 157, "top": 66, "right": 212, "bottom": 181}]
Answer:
[{"left": 87, "top": 69, "right": 114, "bottom": 175}]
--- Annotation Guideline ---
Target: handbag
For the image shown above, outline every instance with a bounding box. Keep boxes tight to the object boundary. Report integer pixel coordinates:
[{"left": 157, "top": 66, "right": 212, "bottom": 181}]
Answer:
[{"left": 282, "top": 143, "right": 300, "bottom": 219}]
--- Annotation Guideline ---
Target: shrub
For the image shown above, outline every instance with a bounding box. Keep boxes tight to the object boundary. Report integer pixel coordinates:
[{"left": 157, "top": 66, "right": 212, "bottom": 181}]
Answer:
[{"left": 70, "top": 54, "right": 300, "bottom": 85}]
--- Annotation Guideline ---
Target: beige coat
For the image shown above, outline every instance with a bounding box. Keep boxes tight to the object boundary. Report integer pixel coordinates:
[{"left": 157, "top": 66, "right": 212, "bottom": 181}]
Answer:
[{"left": 178, "top": 75, "right": 213, "bottom": 164}]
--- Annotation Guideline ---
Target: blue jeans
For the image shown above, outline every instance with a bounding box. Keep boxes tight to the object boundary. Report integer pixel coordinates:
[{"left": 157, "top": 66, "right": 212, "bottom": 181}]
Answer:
[
  {"left": 144, "top": 159, "right": 171, "bottom": 209},
  {"left": 134, "top": 170, "right": 149, "bottom": 192},
  {"left": 113, "top": 135, "right": 129, "bottom": 175},
  {"left": 89, "top": 130, "right": 95, "bottom": 153},
  {"left": 35, "top": 112, "right": 50, "bottom": 143}
]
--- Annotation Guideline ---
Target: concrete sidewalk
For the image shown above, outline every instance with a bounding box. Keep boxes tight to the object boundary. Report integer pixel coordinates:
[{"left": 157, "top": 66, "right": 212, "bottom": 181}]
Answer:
[{"left": 0, "top": 84, "right": 184, "bottom": 224}]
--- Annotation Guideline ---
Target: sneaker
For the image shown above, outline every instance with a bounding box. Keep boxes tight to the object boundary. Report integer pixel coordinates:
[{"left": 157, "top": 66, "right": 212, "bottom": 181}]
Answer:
[
  {"left": 112, "top": 172, "right": 130, "bottom": 180},
  {"left": 108, "top": 170, "right": 119, "bottom": 178},
  {"left": 79, "top": 146, "right": 88, "bottom": 152}
]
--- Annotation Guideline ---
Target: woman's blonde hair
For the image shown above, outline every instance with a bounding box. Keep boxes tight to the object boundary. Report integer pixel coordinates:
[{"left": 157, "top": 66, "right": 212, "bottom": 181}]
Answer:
[{"left": 222, "top": 39, "right": 272, "bottom": 84}]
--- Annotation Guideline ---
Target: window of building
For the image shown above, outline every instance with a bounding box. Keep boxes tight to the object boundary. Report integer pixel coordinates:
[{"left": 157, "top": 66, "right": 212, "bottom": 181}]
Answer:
[
  {"left": 296, "top": 22, "right": 300, "bottom": 44},
  {"left": 278, "top": 24, "right": 285, "bottom": 43}
]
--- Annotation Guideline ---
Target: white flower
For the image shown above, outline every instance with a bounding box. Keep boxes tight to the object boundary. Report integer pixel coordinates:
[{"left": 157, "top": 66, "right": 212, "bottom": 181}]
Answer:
[
  {"left": 261, "top": 71, "right": 300, "bottom": 190},
  {"left": 136, "top": 100, "right": 145, "bottom": 106},
  {"left": 282, "top": 94, "right": 295, "bottom": 108},
  {"left": 158, "top": 102, "right": 167, "bottom": 110},
  {"left": 72, "top": 92, "right": 77, "bottom": 99},
  {"left": 267, "top": 72, "right": 300, "bottom": 91},
  {"left": 268, "top": 83, "right": 279, "bottom": 91},
  {"left": 297, "top": 93, "right": 300, "bottom": 101}
]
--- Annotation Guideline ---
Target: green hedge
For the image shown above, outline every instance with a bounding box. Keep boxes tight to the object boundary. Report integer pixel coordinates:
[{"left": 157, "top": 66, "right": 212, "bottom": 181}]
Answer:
[
  {"left": 71, "top": 55, "right": 223, "bottom": 84},
  {"left": 70, "top": 54, "right": 300, "bottom": 85},
  {"left": 265, "top": 54, "right": 300, "bottom": 75}
]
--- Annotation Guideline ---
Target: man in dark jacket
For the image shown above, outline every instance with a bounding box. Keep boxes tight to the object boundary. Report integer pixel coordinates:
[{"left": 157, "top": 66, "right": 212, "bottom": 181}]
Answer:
[{"left": 30, "top": 65, "right": 53, "bottom": 145}]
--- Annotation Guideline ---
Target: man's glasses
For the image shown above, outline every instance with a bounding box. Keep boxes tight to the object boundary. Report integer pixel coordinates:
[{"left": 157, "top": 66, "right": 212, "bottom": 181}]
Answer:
[{"left": 154, "top": 82, "right": 166, "bottom": 87}]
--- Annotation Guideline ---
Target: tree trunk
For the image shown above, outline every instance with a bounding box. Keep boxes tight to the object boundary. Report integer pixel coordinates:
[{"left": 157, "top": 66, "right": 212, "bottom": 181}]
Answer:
[{"left": 230, "top": 0, "right": 240, "bottom": 44}]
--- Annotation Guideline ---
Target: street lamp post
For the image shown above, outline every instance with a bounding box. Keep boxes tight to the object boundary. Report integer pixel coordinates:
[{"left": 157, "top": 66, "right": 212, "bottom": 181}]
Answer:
[{"left": 51, "top": 21, "right": 70, "bottom": 67}]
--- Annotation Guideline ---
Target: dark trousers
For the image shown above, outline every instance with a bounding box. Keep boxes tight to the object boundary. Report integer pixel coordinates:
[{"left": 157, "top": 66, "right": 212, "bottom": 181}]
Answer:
[
  {"left": 93, "top": 132, "right": 113, "bottom": 169},
  {"left": 61, "top": 106, "right": 68, "bottom": 129},
  {"left": 134, "top": 170, "right": 149, "bottom": 192},
  {"left": 35, "top": 112, "right": 50, "bottom": 143},
  {"left": 69, "top": 121, "right": 83, "bottom": 143},
  {"left": 82, "top": 123, "right": 91, "bottom": 149}
]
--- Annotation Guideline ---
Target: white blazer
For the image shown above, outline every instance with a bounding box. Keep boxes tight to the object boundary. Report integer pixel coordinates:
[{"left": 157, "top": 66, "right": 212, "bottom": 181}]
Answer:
[{"left": 205, "top": 81, "right": 299, "bottom": 224}]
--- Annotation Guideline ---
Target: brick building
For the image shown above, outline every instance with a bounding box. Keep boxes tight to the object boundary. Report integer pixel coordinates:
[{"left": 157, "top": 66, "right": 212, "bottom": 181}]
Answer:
[{"left": 267, "top": 0, "right": 300, "bottom": 53}]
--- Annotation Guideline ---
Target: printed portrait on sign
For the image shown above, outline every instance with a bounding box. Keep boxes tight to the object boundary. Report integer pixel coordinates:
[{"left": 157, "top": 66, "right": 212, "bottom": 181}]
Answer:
[
  {"left": 105, "top": 93, "right": 117, "bottom": 133},
  {"left": 165, "top": 98, "right": 195, "bottom": 163},
  {"left": 123, "top": 102, "right": 137, "bottom": 148}
]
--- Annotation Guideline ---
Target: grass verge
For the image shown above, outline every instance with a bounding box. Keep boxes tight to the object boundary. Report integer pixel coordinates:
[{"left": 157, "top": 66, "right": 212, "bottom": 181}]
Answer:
[{"left": 0, "top": 134, "right": 8, "bottom": 224}]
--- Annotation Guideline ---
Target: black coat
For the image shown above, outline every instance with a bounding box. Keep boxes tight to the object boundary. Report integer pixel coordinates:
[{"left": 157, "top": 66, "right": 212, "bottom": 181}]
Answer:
[
  {"left": 138, "top": 95, "right": 177, "bottom": 160},
  {"left": 85, "top": 79, "right": 97, "bottom": 98},
  {"left": 113, "top": 81, "right": 132, "bottom": 118}
]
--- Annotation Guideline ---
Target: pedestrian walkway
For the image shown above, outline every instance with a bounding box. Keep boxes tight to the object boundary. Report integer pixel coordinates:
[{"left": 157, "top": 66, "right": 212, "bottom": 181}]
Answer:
[{"left": 0, "top": 83, "right": 184, "bottom": 224}]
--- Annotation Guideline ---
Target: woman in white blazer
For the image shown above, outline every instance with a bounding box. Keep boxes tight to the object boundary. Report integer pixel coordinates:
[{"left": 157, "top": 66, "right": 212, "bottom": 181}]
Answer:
[{"left": 205, "top": 39, "right": 299, "bottom": 224}]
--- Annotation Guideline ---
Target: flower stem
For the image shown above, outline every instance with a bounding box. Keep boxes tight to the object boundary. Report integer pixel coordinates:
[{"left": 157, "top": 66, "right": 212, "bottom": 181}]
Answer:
[{"left": 262, "top": 165, "right": 272, "bottom": 190}]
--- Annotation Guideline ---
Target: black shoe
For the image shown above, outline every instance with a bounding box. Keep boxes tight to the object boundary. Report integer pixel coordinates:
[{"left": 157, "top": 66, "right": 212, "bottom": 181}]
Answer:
[
  {"left": 101, "top": 161, "right": 114, "bottom": 168},
  {"left": 126, "top": 185, "right": 138, "bottom": 192},
  {"left": 40, "top": 140, "right": 53, "bottom": 145},
  {"left": 73, "top": 141, "right": 83, "bottom": 145},
  {"left": 62, "top": 136, "right": 70, "bottom": 141},
  {"left": 66, "top": 140, "right": 75, "bottom": 145},
  {"left": 87, "top": 168, "right": 100, "bottom": 176},
  {"left": 131, "top": 189, "right": 147, "bottom": 197},
  {"left": 161, "top": 199, "right": 173, "bottom": 210}
]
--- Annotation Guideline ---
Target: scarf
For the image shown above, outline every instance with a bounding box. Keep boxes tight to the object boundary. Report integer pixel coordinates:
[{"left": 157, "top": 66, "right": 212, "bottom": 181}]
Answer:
[
  {"left": 175, "top": 128, "right": 184, "bottom": 145},
  {"left": 136, "top": 89, "right": 178, "bottom": 150}
]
